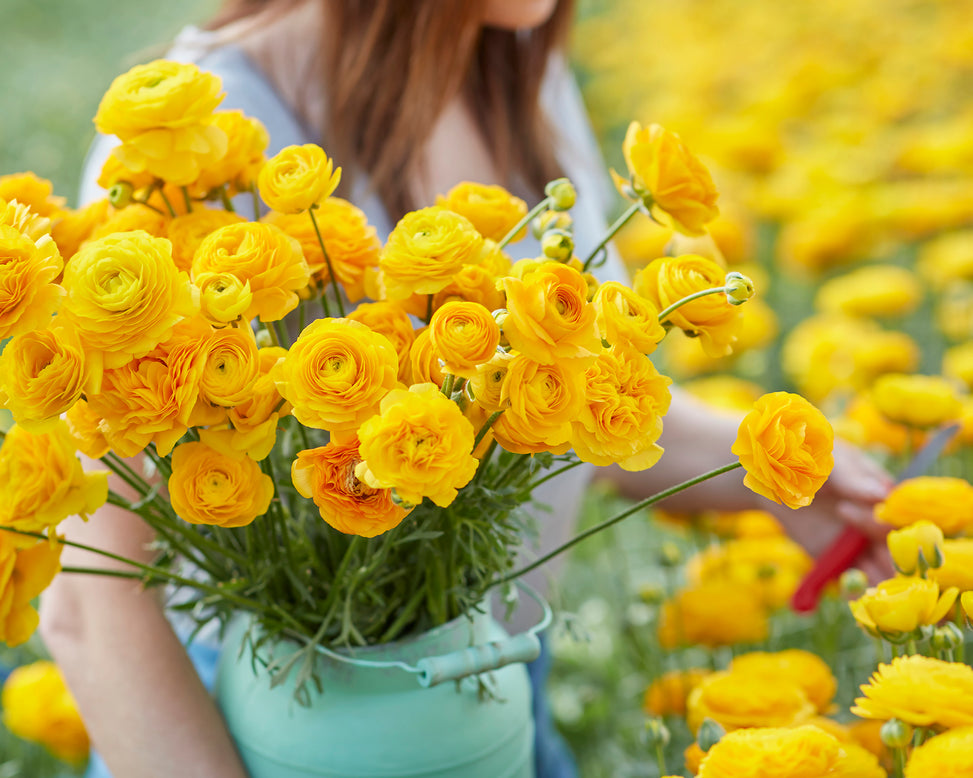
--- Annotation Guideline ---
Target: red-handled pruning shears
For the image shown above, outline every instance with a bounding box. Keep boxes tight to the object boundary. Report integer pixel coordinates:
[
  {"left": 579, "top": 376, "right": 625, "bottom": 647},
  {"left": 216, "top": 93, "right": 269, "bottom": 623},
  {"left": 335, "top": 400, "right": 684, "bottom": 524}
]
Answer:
[{"left": 790, "top": 423, "right": 961, "bottom": 613}]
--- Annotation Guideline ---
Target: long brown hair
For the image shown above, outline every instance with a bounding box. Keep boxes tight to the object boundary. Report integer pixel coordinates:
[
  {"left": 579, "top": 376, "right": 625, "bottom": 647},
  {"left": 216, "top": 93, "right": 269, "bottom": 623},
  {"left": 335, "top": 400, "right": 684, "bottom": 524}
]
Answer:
[{"left": 209, "top": 0, "right": 575, "bottom": 219}]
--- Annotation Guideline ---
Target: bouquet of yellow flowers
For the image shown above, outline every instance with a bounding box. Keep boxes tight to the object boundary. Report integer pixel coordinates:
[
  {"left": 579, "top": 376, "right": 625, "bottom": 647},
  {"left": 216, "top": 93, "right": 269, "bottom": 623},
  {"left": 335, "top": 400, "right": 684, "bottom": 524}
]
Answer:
[{"left": 0, "top": 59, "right": 832, "bottom": 709}]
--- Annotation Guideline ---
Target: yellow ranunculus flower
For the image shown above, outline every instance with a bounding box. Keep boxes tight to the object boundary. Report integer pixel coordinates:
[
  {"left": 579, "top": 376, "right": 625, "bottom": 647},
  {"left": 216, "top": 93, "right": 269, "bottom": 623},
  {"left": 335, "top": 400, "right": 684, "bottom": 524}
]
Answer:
[
  {"left": 852, "top": 655, "right": 973, "bottom": 729},
  {"left": 435, "top": 181, "right": 528, "bottom": 243},
  {"left": 64, "top": 400, "right": 111, "bottom": 460},
  {"left": 592, "top": 281, "right": 666, "bottom": 355},
  {"left": 833, "top": 394, "right": 917, "bottom": 456},
  {"left": 0, "top": 172, "right": 65, "bottom": 219},
  {"left": 192, "top": 110, "right": 269, "bottom": 197},
  {"left": 50, "top": 199, "right": 110, "bottom": 262},
  {"left": 258, "top": 144, "right": 341, "bottom": 214},
  {"left": 0, "top": 324, "right": 87, "bottom": 432},
  {"left": 571, "top": 344, "right": 672, "bottom": 470},
  {"left": 850, "top": 577, "right": 958, "bottom": 636},
  {"left": 265, "top": 197, "right": 380, "bottom": 302},
  {"left": 346, "top": 302, "right": 416, "bottom": 384},
  {"left": 0, "top": 422, "right": 108, "bottom": 534},
  {"left": 871, "top": 373, "right": 962, "bottom": 428},
  {"left": 686, "top": 670, "right": 816, "bottom": 734},
  {"left": 355, "top": 383, "right": 479, "bottom": 508},
  {"left": 730, "top": 650, "right": 837, "bottom": 714},
  {"left": 468, "top": 351, "right": 515, "bottom": 414},
  {"left": 916, "top": 229, "right": 973, "bottom": 292},
  {"left": 615, "top": 121, "right": 720, "bottom": 236},
  {"left": 732, "top": 392, "right": 834, "bottom": 510},
  {"left": 379, "top": 206, "right": 483, "bottom": 300},
  {"left": 697, "top": 726, "right": 841, "bottom": 778},
  {"left": 815, "top": 264, "right": 923, "bottom": 319},
  {"left": 657, "top": 581, "right": 768, "bottom": 649},
  {"left": 0, "top": 195, "right": 51, "bottom": 245},
  {"left": 195, "top": 272, "right": 253, "bottom": 325},
  {"left": 501, "top": 261, "right": 602, "bottom": 365},
  {"left": 2, "top": 661, "right": 89, "bottom": 764},
  {"left": 199, "top": 325, "right": 259, "bottom": 407},
  {"left": 87, "top": 203, "right": 169, "bottom": 243},
  {"left": 492, "top": 355, "right": 586, "bottom": 455},
  {"left": 905, "top": 726, "right": 973, "bottom": 778},
  {"left": 635, "top": 254, "right": 742, "bottom": 357},
  {"left": 930, "top": 539, "right": 973, "bottom": 591},
  {"left": 886, "top": 521, "right": 945, "bottom": 576},
  {"left": 409, "top": 327, "right": 447, "bottom": 389},
  {"left": 191, "top": 221, "right": 309, "bottom": 323},
  {"left": 169, "top": 441, "right": 274, "bottom": 527},
  {"left": 292, "top": 437, "right": 410, "bottom": 538},
  {"left": 168, "top": 209, "right": 246, "bottom": 273},
  {"left": 0, "top": 225, "right": 63, "bottom": 340},
  {"left": 428, "top": 301, "right": 501, "bottom": 379},
  {"left": 273, "top": 318, "right": 398, "bottom": 435},
  {"left": 830, "top": 741, "right": 887, "bottom": 778},
  {"left": 62, "top": 230, "right": 198, "bottom": 389},
  {"left": 875, "top": 477, "right": 973, "bottom": 535},
  {"left": 683, "top": 375, "right": 766, "bottom": 414},
  {"left": 943, "top": 341, "right": 973, "bottom": 390},
  {"left": 96, "top": 153, "right": 156, "bottom": 193},
  {"left": 0, "top": 536, "right": 62, "bottom": 646},
  {"left": 643, "top": 668, "right": 711, "bottom": 717}
]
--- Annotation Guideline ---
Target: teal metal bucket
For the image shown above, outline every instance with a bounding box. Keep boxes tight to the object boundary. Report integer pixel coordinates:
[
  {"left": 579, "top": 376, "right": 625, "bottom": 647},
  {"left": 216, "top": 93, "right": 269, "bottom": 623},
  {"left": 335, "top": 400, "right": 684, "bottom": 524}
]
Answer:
[{"left": 214, "top": 589, "right": 551, "bottom": 778}]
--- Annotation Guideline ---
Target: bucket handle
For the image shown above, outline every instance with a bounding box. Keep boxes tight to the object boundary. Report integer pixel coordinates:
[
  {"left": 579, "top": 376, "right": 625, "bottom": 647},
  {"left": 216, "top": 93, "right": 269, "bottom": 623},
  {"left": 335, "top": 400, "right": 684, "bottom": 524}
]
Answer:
[{"left": 311, "top": 581, "right": 553, "bottom": 687}]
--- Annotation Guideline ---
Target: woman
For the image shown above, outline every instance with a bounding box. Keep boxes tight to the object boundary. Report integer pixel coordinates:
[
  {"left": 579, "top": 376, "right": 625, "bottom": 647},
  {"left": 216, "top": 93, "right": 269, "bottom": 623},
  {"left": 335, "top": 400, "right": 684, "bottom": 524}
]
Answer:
[{"left": 46, "top": 2, "right": 893, "bottom": 777}]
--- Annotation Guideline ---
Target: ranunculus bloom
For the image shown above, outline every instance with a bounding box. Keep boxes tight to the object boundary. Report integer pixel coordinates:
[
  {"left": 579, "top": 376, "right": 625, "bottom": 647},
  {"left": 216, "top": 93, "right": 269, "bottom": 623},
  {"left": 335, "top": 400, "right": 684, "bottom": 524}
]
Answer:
[
  {"left": 199, "top": 325, "right": 259, "bottom": 407},
  {"left": 64, "top": 400, "right": 111, "bottom": 460},
  {"left": 829, "top": 741, "right": 886, "bottom": 778},
  {"left": 0, "top": 324, "right": 87, "bottom": 432},
  {"left": 0, "top": 225, "right": 63, "bottom": 340},
  {"left": 0, "top": 173, "right": 65, "bottom": 219},
  {"left": 696, "top": 726, "right": 841, "bottom": 778},
  {"left": 468, "top": 351, "right": 515, "bottom": 413},
  {"left": 815, "top": 264, "right": 922, "bottom": 318},
  {"left": 346, "top": 301, "right": 416, "bottom": 383},
  {"left": 657, "top": 581, "right": 768, "bottom": 649},
  {"left": 292, "top": 438, "right": 411, "bottom": 538},
  {"left": 379, "top": 206, "right": 483, "bottom": 299},
  {"left": 168, "top": 209, "right": 246, "bottom": 273},
  {"left": 732, "top": 391, "right": 834, "bottom": 509},
  {"left": 905, "top": 726, "right": 973, "bottom": 778},
  {"left": 571, "top": 344, "right": 672, "bottom": 470},
  {"left": 168, "top": 441, "right": 274, "bottom": 527},
  {"left": 850, "top": 576, "right": 957, "bottom": 636},
  {"left": 191, "top": 221, "right": 310, "bottom": 322},
  {"left": 430, "top": 240, "right": 510, "bottom": 313},
  {"left": 887, "top": 521, "right": 945, "bottom": 576},
  {"left": 428, "top": 300, "right": 501, "bottom": 379},
  {"left": 0, "top": 196, "right": 51, "bottom": 246},
  {"left": 87, "top": 203, "right": 169, "bottom": 243},
  {"left": 635, "top": 254, "right": 742, "bottom": 357},
  {"left": 944, "top": 341, "right": 973, "bottom": 390},
  {"left": 435, "top": 181, "right": 528, "bottom": 243},
  {"left": 875, "top": 476, "right": 973, "bottom": 535},
  {"left": 0, "top": 422, "right": 108, "bottom": 534},
  {"left": 273, "top": 318, "right": 398, "bottom": 435},
  {"left": 729, "top": 650, "right": 837, "bottom": 714},
  {"left": 592, "top": 281, "right": 666, "bottom": 355},
  {"left": 50, "top": 199, "right": 110, "bottom": 262},
  {"left": 871, "top": 372, "right": 962, "bottom": 428},
  {"left": 686, "top": 670, "right": 816, "bottom": 734},
  {"left": 930, "top": 539, "right": 973, "bottom": 591},
  {"left": 852, "top": 655, "right": 973, "bottom": 729},
  {"left": 408, "top": 328, "right": 447, "bottom": 389},
  {"left": 615, "top": 121, "right": 720, "bottom": 236},
  {"left": 258, "top": 144, "right": 341, "bottom": 214},
  {"left": 355, "top": 383, "right": 478, "bottom": 508},
  {"left": 195, "top": 272, "right": 253, "bottom": 325},
  {"left": 1, "top": 661, "right": 89, "bottom": 764},
  {"left": 643, "top": 668, "right": 711, "bottom": 717},
  {"left": 192, "top": 110, "right": 269, "bottom": 197},
  {"left": 0, "top": 536, "right": 62, "bottom": 647},
  {"left": 501, "top": 261, "right": 602, "bottom": 365}
]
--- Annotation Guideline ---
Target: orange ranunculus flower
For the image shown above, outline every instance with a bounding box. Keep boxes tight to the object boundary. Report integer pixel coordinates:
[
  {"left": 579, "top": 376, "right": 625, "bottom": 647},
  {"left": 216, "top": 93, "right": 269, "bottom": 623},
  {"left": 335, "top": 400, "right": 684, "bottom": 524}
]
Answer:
[
  {"left": 696, "top": 726, "right": 841, "bottom": 778},
  {"left": 191, "top": 221, "right": 309, "bottom": 322},
  {"left": 258, "top": 144, "right": 341, "bottom": 214},
  {"left": 169, "top": 442, "right": 274, "bottom": 528},
  {"left": 643, "top": 668, "right": 711, "bottom": 717},
  {"left": 168, "top": 209, "right": 246, "bottom": 273},
  {"left": 346, "top": 301, "right": 416, "bottom": 383},
  {"left": 852, "top": 655, "right": 973, "bottom": 729},
  {"left": 194, "top": 272, "right": 253, "bottom": 325},
  {"left": 635, "top": 254, "right": 742, "bottom": 357},
  {"left": 871, "top": 373, "right": 962, "bottom": 428},
  {"left": 571, "top": 344, "right": 672, "bottom": 470},
  {"left": 273, "top": 318, "right": 398, "bottom": 435},
  {"left": 266, "top": 197, "right": 381, "bottom": 302},
  {"left": 686, "top": 670, "right": 816, "bottom": 734},
  {"left": 492, "top": 355, "right": 586, "bottom": 455},
  {"left": 64, "top": 400, "right": 111, "bottom": 460},
  {"left": 199, "top": 325, "right": 259, "bottom": 407},
  {"left": 875, "top": 476, "right": 973, "bottom": 535},
  {"left": 380, "top": 206, "right": 483, "bottom": 300},
  {"left": 0, "top": 225, "right": 63, "bottom": 340},
  {"left": 192, "top": 110, "right": 269, "bottom": 197},
  {"left": 615, "top": 121, "right": 719, "bottom": 236},
  {"left": 730, "top": 650, "right": 837, "bottom": 714},
  {"left": 0, "top": 422, "right": 108, "bottom": 534},
  {"left": 409, "top": 327, "right": 447, "bottom": 389},
  {"left": 0, "top": 536, "right": 63, "bottom": 647},
  {"left": 500, "top": 261, "right": 602, "bottom": 365},
  {"left": 428, "top": 301, "right": 501, "bottom": 379},
  {"left": 50, "top": 199, "right": 110, "bottom": 262},
  {"left": 657, "top": 581, "right": 768, "bottom": 649},
  {"left": 1, "top": 661, "right": 89, "bottom": 765},
  {"left": 849, "top": 576, "right": 957, "bottom": 637},
  {"left": 0, "top": 324, "right": 87, "bottom": 432},
  {"left": 905, "top": 726, "right": 973, "bottom": 777},
  {"left": 732, "top": 392, "right": 835, "bottom": 509},
  {"left": 292, "top": 438, "right": 411, "bottom": 538},
  {"left": 355, "top": 383, "right": 478, "bottom": 508},
  {"left": 592, "top": 281, "right": 666, "bottom": 355},
  {"left": 61, "top": 230, "right": 198, "bottom": 389},
  {"left": 86, "top": 318, "right": 211, "bottom": 457},
  {"left": 435, "top": 181, "right": 528, "bottom": 243}
]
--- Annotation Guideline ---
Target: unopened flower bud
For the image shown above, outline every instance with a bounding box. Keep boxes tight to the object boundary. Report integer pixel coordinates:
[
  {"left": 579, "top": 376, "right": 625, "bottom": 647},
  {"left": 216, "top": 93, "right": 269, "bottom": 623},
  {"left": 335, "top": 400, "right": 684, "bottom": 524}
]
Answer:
[
  {"left": 724, "top": 272, "right": 755, "bottom": 305},
  {"left": 531, "top": 210, "right": 573, "bottom": 239},
  {"left": 644, "top": 718, "right": 670, "bottom": 749},
  {"left": 658, "top": 541, "right": 683, "bottom": 568},
  {"left": 697, "top": 718, "right": 726, "bottom": 752},
  {"left": 545, "top": 178, "right": 576, "bottom": 211},
  {"left": 840, "top": 568, "right": 868, "bottom": 598},
  {"left": 541, "top": 229, "right": 574, "bottom": 261},
  {"left": 880, "top": 718, "right": 913, "bottom": 749},
  {"left": 887, "top": 521, "right": 945, "bottom": 576},
  {"left": 255, "top": 328, "right": 273, "bottom": 348},
  {"left": 638, "top": 584, "right": 665, "bottom": 605},
  {"left": 108, "top": 181, "right": 134, "bottom": 208},
  {"left": 931, "top": 622, "right": 964, "bottom": 653}
]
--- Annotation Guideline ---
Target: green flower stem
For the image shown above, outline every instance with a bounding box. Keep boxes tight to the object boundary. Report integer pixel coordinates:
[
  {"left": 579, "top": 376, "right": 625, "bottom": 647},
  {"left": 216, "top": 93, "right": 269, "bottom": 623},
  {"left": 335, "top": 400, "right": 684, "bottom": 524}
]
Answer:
[
  {"left": 272, "top": 319, "right": 291, "bottom": 350},
  {"left": 582, "top": 200, "right": 642, "bottom": 271},
  {"left": 654, "top": 743, "right": 667, "bottom": 777},
  {"left": 471, "top": 439, "right": 499, "bottom": 485},
  {"left": 495, "top": 453, "right": 532, "bottom": 490},
  {"left": 308, "top": 206, "right": 345, "bottom": 317},
  {"left": 260, "top": 456, "right": 296, "bottom": 571},
  {"left": 61, "top": 566, "right": 144, "bottom": 580},
  {"left": 441, "top": 373, "right": 456, "bottom": 398},
  {"left": 218, "top": 185, "right": 236, "bottom": 213},
  {"left": 249, "top": 183, "right": 261, "bottom": 221},
  {"left": 101, "top": 452, "right": 152, "bottom": 497},
  {"left": 956, "top": 607, "right": 966, "bottom": 664},
  {"left": 906, "top": 637, "right": 918, "bottom": 656},
  {"left": 473, "top": 411, "right": 503, "bottom": 453},
  {"left": 495, "top": 462, "right": 742, "bottom": 585},
  {"left": 263, "top": 321, "right": 280, "bottom": 348},
  {"left": 157, "top": 189, "right": 177, "bottom": 218},
  {"left": 526, "top": 460, "right": 586, "bottom": 492},
  {"left": 656, "top": 286, "right": 731, "bottom": 324},
  {"left": 892, "top": 745, "right": 906, "bottom": 778},
  {"left": 144, "top": 445, "right": 172, "bottom": 481},
  {"left": 497, "top": 196, "right": 552, "bottom": 251},
  {"left": 180, "top": 186, "right": 194, "bottom": 213},
  {"left": 317, "top": 536, "right": 363, "bottom": 636}
]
